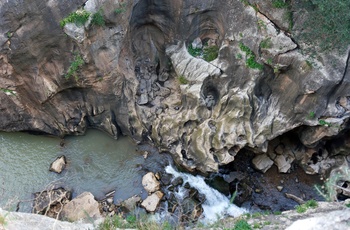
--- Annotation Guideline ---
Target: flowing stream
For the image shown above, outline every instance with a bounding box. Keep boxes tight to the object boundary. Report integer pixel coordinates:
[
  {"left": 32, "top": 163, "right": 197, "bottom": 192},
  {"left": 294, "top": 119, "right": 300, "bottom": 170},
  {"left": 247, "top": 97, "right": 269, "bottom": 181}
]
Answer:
[
  {"left": 165, "top": 165, "right": 247, "bottom": 223},
  {"left": 0, "top": 129, "right": 160, "bottom": 212}
]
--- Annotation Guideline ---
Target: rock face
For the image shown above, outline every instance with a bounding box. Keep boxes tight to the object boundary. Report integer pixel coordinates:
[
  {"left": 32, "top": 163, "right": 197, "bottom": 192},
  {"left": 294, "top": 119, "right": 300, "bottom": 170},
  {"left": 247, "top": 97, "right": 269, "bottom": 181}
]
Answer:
[
  {"left": 0, "top": 0, "right": 350, "bottom": 174},
  {"left": 61, "top": 192, "right": 101, "bottom": 222}
]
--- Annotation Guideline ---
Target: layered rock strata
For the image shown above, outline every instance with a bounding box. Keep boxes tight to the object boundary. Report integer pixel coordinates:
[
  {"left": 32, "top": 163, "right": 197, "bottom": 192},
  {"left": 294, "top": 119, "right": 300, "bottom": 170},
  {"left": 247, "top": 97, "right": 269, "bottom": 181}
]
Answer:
[{"left": 0, "top": 0, "right": 349, "bottom": 174}]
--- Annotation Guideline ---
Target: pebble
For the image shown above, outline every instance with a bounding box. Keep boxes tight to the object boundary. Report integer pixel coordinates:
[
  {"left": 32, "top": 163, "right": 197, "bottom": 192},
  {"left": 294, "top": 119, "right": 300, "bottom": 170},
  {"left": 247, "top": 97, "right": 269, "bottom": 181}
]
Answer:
[{"left": 277, "top": 186, "right": 284, "bottom": 192}]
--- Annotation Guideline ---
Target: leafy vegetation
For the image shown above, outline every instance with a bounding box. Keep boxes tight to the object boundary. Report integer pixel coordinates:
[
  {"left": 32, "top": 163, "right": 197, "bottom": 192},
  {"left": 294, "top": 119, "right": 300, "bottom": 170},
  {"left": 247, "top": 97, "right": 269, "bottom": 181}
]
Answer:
[
  {"left": 295, "top": 0, "right": 350, "bottom": 53},
  {"left": 319, "top": 119, "right": 332, "bottom": 127},
  {"left": 239, "top": 42, "right": 264, "bottom": 70},
  {"left": 308, "top": 111, "right": 315, "bottom": 119},
  {"left": 60, "top": 10, "right": 91, "bottom": 27},
  {"left": 0, "top": 88, "right": 16, "bottom": 96},
  {"left": 115, "top": 3, "right": 127, "bottom": 14},
  {"left": 272, "top": 0, "right": 289, "bottom": 8},
  {"left": 295, "top": 199, "right": 318, "bottom": 213},
  {"left": 98, "top": 214, "right": 173, "bottom": 230},
  {"left": 65, "top": 54, "right": 84, "bottom": 80},
  {"left": 91, "top": 10, "right": 105, "bottom": 26},
  {"left": 260, "top": 37, "right": 272, "bottom": 49},
  {"left": 203, "top": 45, "right": 219, "bottom": 62},
  {"left": 231, "top": 219, "right": 252, "bottom": 230},
  {"left": 178, "top": 75, "right": 189, "bottom": 84},
  {"left": 188, "top": 44, "right": 202, "bottom": 57}
]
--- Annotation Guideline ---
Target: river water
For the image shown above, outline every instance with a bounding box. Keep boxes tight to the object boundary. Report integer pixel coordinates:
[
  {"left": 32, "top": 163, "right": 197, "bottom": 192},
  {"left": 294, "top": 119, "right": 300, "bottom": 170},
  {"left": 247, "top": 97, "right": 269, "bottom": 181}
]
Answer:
[{"left": 0, "top": 129, "right": 158, "bottom": 212}]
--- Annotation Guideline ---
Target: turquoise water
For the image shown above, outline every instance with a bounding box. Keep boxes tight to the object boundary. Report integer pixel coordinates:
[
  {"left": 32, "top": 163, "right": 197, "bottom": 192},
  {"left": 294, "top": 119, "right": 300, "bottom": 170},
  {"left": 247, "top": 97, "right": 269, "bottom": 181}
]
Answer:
[{"left": 0, "top": 129, "right": 147, "bottom": 212}]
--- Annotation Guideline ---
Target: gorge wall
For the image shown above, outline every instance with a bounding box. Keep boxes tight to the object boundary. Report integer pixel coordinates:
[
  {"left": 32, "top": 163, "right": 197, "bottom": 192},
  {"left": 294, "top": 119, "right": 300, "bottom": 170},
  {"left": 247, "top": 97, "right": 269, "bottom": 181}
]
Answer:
[{"left": 1, "top": 0, "right": 350, "bottom": 175}]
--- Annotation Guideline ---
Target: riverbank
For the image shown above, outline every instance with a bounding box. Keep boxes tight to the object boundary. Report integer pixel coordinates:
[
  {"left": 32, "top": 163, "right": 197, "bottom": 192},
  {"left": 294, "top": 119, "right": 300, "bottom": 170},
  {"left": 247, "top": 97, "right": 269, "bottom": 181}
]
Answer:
[{"left": 1, "top": 200, "right": 349, "bottom": 230}]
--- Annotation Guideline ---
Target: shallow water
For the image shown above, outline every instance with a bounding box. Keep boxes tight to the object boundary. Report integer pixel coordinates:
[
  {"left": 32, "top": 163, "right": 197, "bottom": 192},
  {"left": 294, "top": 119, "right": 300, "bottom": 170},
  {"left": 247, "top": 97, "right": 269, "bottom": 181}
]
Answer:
[{"left": 0, "top": 129, "right": 155, "bottom": 212}]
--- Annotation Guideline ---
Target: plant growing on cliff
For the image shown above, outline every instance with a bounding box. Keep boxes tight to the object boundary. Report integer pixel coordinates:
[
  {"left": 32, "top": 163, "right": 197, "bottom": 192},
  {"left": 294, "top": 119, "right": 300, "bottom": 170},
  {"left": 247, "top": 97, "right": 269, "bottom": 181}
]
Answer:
[
  {"left": 91, "top": 10, "right": 105, "bottom": 26},
  {"left": 295, "top": 0, "right": 350, "bottom": 53},
  {"left": 232, "top": 219, "right": 252, "bottom": 230},
  {"left": 115, "top": 3, "right": 127, "bottom": 14},
  {"left": 65, "top": 54, "right": 84, "bottom": 80},
  {"left": 60, "top": 10, "right": 91, "bottom": 27},
  {"left": 239, "top": 42, "right": 264, "bottom": 70},
  {"left": 295, "top": 199, "right": 318, "bottom": 213},
  {"left": 178, "top": 75, "right": 189, "bottom": 84},
  {"left": 188, "top": 44, "right": 202, "bottom": 57},
  {"left": 272, "top": 0, "right": 289, "bottom": 8},
  {"left": 203, "top": 45, "right": 219, "bottom": 62}
]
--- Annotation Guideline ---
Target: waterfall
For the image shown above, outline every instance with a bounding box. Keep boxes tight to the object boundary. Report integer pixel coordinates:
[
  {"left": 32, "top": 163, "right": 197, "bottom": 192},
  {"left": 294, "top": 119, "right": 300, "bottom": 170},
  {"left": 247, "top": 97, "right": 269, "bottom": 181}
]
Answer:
[{"left": 165, "top": 165, "right": 247, "bottom": 223}]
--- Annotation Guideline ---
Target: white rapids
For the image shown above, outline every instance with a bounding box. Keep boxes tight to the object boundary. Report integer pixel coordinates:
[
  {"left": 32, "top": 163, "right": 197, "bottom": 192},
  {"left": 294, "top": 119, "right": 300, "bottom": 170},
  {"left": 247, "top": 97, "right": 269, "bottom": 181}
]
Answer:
[{"left": 165, "top": 165, "right": 247, "bottom": 223}]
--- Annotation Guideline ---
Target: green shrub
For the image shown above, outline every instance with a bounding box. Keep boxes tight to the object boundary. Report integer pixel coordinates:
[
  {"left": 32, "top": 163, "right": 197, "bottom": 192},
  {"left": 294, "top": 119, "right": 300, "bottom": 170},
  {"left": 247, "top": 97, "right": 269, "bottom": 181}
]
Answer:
[
  {"left": 188, "top": 44, "right": 202, "bottom": 57},
  {"left": 178, "top": 75, "right": 189, "bottom": 84},
  {"left": 239, "top": 42, "right": 264, "bottom": 70},
  {"left": 91, "top": 10, "right": 105, "bottom": 26},
  {"left": 295, "top": 205, "right": 307, "bottom": 213},
  {"left": 295, "top": 200, "right": 318, "bottom": 213},
  {"left": 115, "top": 3, "right": 127, "bottom": 14},
  {"left": 296, "top": 0, "right": 350, "bottom": 52},
  {"left": 65, "top": 54, "right": 84, "bottom": 80},
  {"left": 233, "top": 219, "right": 252, "bottom": 230},
  {"left": 305, "top": 199, "right": 318, "bottom": 208},
  {"left": 272, "top": 0, "right": 289, "bottom": 8},
  {"left": 319, "top": 119, "right": 332, "bottom": 127},
  {"left": 203, "top": 45, "right": 219, "bottom": 62},
  {"left": 260, "top": 38, "right": 272, "bottom": 49},
  {"left": 60, "top": 10, "right": 91, "bottom": 27}
]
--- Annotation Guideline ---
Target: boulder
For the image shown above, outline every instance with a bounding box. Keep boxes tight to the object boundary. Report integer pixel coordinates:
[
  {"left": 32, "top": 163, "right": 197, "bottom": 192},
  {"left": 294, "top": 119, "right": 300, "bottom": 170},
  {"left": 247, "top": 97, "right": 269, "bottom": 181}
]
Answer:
[
  {"left": 142, "top": 172, "right": 160, "bottom": 193},
  {"left": 121, "top": 195, "right": 141, "bottom": 211},
  {"left": 61, "top": 192, "right": 101, "bottom": 222},
  {"left": 49, "top": 155, "right": 66, "bottom": 174},
  {"left": 141, "top": 191, "right": 164, "bottom": 212},
  {"left": 252, "top": 154, "right": 274, "bottom": 173}
]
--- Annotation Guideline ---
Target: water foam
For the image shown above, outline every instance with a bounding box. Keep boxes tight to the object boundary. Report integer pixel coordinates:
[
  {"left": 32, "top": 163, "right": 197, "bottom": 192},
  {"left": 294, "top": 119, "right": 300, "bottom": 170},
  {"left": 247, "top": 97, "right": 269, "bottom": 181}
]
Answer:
[{"left": 165, "top": 165, "right": 247, "bottom": 223}]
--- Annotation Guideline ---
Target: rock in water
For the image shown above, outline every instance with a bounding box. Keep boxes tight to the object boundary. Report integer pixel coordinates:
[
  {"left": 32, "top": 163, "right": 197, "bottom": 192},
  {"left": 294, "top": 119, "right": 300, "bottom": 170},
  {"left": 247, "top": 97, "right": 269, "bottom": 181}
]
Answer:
[
  {"left": 49, "top": 155, "right": 66, "bottom": 174},
  {"left": 141, "top": 191, "right": 164, "bottom": 212},
  {"left": 61, "top": 192, "right": 101, "bottom": 222},
  {"left": 142, "top": 172, "right": 160, "bottom": 193}
]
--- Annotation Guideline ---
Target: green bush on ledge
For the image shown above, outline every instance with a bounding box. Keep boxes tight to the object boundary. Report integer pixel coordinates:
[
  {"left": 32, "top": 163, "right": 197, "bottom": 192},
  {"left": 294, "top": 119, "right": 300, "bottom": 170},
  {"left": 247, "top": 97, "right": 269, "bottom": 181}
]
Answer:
[{"left": 60, "top": 10, "right": 91, "bottom": 27}]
